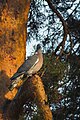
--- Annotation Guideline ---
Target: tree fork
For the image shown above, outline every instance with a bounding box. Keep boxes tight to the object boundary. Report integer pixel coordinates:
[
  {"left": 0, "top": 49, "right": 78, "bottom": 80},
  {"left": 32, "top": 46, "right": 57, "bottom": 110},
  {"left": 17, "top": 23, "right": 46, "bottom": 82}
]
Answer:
[{"left": 6, "top": 75, "right": 53, "bottom": 120}]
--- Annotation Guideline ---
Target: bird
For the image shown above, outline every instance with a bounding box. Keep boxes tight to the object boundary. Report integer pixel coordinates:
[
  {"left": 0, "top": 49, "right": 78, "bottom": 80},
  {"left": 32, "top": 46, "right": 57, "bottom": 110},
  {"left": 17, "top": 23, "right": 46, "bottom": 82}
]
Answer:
[{"left": 9, "top": 44, "right": 43, "bottom": 90}]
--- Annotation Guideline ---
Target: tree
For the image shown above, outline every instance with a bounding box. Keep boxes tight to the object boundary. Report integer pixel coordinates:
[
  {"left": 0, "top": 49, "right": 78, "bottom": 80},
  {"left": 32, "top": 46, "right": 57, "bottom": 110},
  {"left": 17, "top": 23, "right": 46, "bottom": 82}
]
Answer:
[
  {"left": 27, "top": 0, "right": 80, "bottom": 119},
  {"left": 0, "top": 0, "right": 80, "bottom": 119},
  {"left": 0, "top": 0, "right": 52, "bottom": 120},
  {"left": 28, "top": 0, "right": 80, "bottom": 55},
  {"left": 0, "top": 0, "right": 30, "bottom": 119}
]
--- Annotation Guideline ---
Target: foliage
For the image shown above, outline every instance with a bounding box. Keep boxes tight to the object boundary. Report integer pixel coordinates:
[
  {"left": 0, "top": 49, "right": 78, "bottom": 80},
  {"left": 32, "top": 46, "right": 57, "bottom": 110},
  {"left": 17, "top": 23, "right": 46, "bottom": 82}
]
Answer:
[
  {"left": 27, "top": 0, "right": 80, "bottom": 55},
  {"left": 18, "top": 53, "right": 80, "bottom": 120},
  {"left": 51, "top": 55, "right": 80, "bottom": 120},
  {"left": 1, "top": 0, "right": 79, "bottom": 119},
  {"left": 25, "top": 0, "right": 80, "bottom": 119},
  {"left": 39, "top": 53, "right": 67, "bottom": 102}
]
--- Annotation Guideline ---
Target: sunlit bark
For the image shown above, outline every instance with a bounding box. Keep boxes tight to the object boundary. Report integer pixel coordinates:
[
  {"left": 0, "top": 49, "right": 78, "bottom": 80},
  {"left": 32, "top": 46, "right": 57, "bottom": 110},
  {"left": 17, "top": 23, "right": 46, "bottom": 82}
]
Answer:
[
  {"left": 32, "top": 75, "right": 53, "bottom": 120},
  {"left": 6, "top": 75, "right": 52, "bottom": 120},
  {"left": 0, "top": 0, "right": 30, "bottom": 119}
]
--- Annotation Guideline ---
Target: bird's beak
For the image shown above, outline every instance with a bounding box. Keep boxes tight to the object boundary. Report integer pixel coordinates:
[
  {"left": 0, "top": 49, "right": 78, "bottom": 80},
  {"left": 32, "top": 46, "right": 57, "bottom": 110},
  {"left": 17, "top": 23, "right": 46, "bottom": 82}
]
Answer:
[{"left": 35, "top": 49, "right": 37, "bottom": 52}]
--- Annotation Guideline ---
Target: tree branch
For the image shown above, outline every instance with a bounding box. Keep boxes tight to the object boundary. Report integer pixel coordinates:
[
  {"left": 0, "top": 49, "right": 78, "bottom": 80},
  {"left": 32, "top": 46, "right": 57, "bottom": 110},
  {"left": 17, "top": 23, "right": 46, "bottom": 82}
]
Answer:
[
  {"left": 4, "top": 75, "right": 53, "bottom": 120},
  {"left": 45, "top": 0, "right": 68, "bottom": 56}
]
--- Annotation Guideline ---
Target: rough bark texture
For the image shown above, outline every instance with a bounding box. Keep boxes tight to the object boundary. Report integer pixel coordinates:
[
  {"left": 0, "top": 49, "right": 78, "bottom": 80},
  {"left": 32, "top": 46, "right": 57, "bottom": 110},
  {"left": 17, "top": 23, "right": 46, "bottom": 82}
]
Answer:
[
  {"left": 0, "top": 0, "right": 30, "bottom": 119},
  {"left": 5, "top": 75, "right": 52, "bottom": 120},
  {"left": 0, "top": 0, "right": 30, "bottom": 77},
  {"left": 31, "top": 75, "right": 53, "bottom": 120}
]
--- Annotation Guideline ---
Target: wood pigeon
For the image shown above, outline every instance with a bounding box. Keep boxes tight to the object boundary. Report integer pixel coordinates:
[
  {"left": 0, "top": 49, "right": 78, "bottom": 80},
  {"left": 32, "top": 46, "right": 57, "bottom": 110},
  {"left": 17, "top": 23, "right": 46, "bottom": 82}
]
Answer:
[{"left": 9, "top": 44, "right": 43, "bottom": 90}]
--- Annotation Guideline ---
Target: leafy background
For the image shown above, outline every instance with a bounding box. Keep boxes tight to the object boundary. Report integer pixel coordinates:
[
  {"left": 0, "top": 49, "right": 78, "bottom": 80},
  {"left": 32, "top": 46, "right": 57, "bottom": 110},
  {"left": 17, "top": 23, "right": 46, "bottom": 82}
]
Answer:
[{"left": 18, "top": 0, "right": 80, "bottom": 119}]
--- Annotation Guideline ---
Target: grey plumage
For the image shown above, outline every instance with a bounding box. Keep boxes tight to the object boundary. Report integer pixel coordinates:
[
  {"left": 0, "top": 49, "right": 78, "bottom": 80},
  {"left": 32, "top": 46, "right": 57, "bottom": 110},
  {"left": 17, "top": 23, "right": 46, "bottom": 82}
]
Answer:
[
  {"left": 10, "top": 44, "right": 43, "bottom": 80},
  {"left": 10, "top": 54, "right": 38, "bottom": 80}
]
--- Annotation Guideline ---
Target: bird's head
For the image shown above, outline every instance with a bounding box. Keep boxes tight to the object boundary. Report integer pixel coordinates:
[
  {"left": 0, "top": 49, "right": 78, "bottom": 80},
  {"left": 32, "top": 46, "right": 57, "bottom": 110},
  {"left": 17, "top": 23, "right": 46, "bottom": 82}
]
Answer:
[{"left": 36, "top": 44, "right": 41, "bottom": 52}]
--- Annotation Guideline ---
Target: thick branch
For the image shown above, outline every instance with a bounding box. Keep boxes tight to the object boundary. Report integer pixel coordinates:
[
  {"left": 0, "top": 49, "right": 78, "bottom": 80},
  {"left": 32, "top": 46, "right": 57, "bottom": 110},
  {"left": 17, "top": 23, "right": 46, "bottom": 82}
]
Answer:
[
  {"left": 4, "top": 75, "right": 52, "bottom": 120},
  {"left": 31, "top": 75, "right": 53, "bottom": 120}
]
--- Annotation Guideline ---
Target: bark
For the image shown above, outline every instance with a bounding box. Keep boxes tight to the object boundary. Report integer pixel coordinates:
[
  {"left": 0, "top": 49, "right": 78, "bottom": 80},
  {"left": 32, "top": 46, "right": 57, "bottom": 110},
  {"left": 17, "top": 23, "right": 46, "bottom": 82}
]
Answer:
[
  {"left": 0, "top": 1, "right": 52, "bottom": 120},
  {"left": 31, "top": 75, "right": 53, "bottom": 120},
  {"left": 0, "top": 0, "right": 30, "bottom": 119},
  {"left": 6, "top": 75, "right": 52, "bottom": 120}
]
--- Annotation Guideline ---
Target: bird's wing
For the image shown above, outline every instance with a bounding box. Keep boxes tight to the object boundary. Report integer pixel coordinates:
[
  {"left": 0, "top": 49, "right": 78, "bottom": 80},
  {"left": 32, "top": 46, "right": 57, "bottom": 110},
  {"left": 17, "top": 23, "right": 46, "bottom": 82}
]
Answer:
[
  {"left": 17, "top": 54, "right": 38, "bottom": 73},
  {"left": 10, "top": 54, "right": 38, "bottom": 80}
]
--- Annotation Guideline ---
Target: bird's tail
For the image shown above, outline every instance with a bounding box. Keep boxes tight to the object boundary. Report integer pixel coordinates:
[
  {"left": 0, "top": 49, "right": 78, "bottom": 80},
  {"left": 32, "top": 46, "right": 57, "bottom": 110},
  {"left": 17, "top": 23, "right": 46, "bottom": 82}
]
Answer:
[
  {"left": 9, "top": 73, "right": 29, "bottom": 91},
  {"left": 8, "top": 78, "right": 23, "bottom": 91}
]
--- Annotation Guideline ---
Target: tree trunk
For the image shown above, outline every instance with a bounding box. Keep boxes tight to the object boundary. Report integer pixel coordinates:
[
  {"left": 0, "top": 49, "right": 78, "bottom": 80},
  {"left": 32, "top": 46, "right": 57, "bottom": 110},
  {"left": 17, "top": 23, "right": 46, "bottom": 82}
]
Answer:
[{"left": 0, "top": 0, "right": 30, "bottom": 119}]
